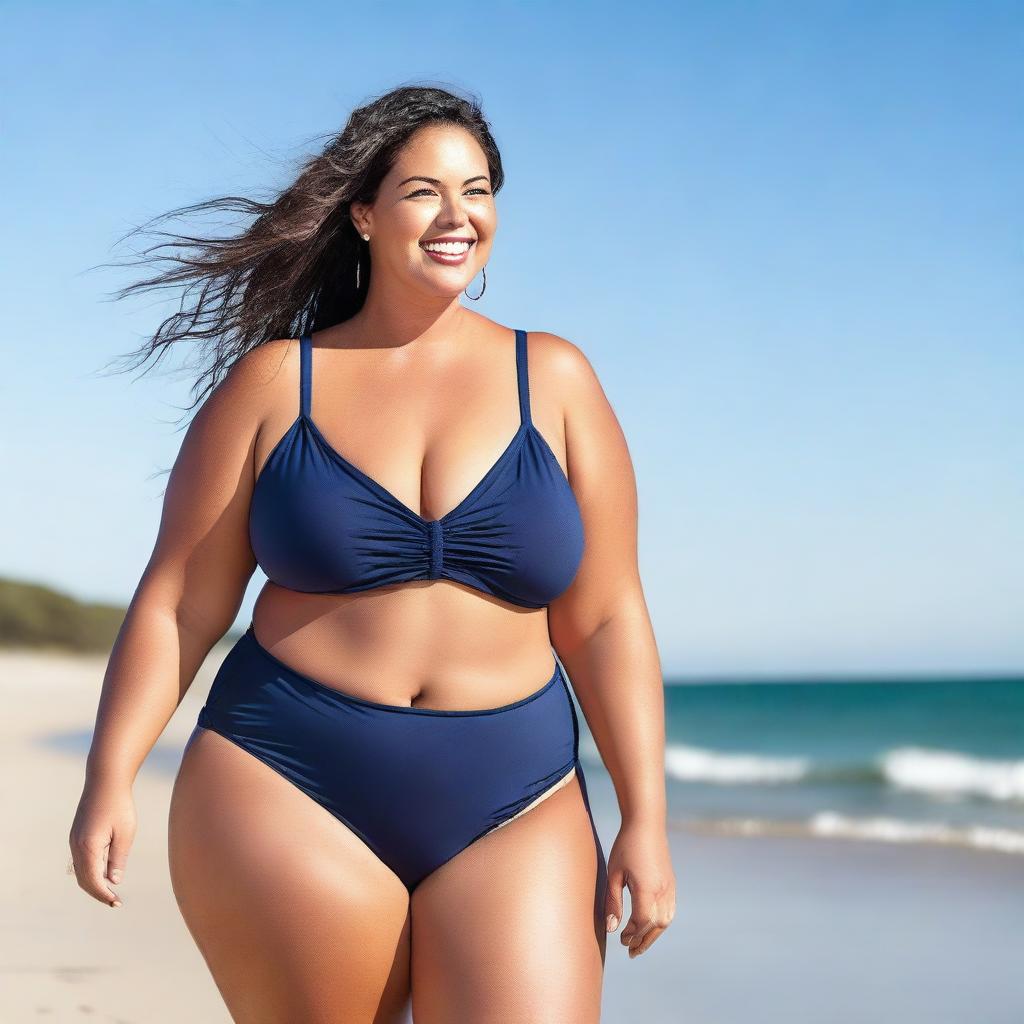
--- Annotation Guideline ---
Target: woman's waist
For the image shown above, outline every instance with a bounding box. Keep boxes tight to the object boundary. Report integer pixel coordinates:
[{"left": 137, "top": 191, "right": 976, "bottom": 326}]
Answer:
[
  {"left": 246, "top": 604, "right": 560, "bottom": 712},
  {"left": 200, "top": 626, "right": 579, "bottom": 773}
]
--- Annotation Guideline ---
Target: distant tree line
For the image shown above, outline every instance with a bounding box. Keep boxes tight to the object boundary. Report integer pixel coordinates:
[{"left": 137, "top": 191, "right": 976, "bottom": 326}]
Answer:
[{"left": 0, "top": 577, "right": 243, "bottom": 653}]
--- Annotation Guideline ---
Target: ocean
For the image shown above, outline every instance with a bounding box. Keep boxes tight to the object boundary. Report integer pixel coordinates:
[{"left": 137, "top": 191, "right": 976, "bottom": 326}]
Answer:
[{"left": 577, "top": 675, "right": 1024, "bottom": 855}]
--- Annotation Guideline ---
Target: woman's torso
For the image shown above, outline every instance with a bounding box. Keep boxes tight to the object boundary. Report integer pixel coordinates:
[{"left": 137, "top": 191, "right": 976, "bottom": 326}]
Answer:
[{"left": 248, "top": 316, "right": 583, "bottom": 710}]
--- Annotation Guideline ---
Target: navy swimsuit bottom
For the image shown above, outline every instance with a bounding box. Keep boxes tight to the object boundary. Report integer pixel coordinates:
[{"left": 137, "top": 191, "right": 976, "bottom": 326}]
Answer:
[{"left": 192, "top": 625, "right": 604, "bottom": 894}]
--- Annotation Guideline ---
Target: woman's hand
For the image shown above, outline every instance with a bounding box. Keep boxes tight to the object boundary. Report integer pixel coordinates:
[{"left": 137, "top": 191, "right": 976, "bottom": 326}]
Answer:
[
  {"left": 68, "top": 780, "right": 136, "bottom": 908},
  {"left": 604, "top": 817, "right": 676, "bottom": 958}
]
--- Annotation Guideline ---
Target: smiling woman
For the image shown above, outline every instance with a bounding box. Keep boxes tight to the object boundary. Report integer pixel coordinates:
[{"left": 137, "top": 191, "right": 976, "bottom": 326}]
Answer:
[
  {"left": 71, "top": 82, "right": 673, "bottom": 1024},
  {"left": 96, "top": 86, "right": 508, "bottom": 411}
]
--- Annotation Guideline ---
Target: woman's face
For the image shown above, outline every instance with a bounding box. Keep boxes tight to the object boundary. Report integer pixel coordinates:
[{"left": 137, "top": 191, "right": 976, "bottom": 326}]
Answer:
[{"left": 352, "top": 124, "right": 496, "bottom": 298}]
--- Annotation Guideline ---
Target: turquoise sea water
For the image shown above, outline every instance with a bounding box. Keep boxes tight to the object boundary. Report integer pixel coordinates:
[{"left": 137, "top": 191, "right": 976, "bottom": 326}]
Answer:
[{"left": 576, "top": 676, "right": 1024, "bottom": 852}]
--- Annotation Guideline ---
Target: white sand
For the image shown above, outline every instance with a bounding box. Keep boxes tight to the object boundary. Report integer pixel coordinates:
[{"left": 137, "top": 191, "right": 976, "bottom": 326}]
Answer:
[{"left": 1, "top": 641, "right": 233, "bottom": 1022}]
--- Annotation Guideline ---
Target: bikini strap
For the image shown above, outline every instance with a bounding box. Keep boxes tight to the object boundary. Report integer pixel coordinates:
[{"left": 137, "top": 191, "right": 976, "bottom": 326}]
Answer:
[
  {"left": 299, "top": 333, "right": 312, "bottom": 418},
  {"left": 515, "top": 328, "right": 532, "bottom": 427}
]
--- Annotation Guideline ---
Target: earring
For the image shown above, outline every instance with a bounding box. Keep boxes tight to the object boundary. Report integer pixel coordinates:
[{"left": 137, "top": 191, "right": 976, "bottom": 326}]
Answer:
[
  {"left": 464, "top": 265, "right": 487, "bottom": 301},
  {"left": 356, "top": 233, "right": 369, "bottom": 289}
]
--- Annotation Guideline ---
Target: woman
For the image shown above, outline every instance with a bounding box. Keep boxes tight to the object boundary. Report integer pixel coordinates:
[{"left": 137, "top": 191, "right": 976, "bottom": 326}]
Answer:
[{"left": 69, "top": 84, "right": 674, "bottom": 1023}]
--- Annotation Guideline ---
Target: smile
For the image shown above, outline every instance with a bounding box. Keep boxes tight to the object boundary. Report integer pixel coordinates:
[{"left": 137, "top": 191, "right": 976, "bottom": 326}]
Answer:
[{"left": 420, "top": 240, "right": 475, "bottom": 264}]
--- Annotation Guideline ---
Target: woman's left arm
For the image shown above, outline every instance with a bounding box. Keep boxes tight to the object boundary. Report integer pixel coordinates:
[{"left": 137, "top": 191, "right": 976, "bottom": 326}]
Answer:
[{"left": 537, "top": 331, "right": 675, "bottom": 961}]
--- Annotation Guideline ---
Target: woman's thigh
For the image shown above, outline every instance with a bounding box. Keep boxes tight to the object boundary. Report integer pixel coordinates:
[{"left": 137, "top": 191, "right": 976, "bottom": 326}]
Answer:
[
  {"left": 409, "top": 772, "right": 608, "bottom": 1024},
  {"left": 168, "top": 726, "right": 413, "bottom": 1024}
]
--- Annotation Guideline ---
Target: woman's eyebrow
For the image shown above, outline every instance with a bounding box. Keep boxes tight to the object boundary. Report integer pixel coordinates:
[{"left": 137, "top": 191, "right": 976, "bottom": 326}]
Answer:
[{"left": 396, "top": 174, "right": 490, "bottom": 188}]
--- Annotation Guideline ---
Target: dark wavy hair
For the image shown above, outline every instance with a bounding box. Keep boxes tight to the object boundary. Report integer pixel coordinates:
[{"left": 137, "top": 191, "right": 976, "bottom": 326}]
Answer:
[{"left": 96, "top": 82, "right": 505, "bottom": 421}]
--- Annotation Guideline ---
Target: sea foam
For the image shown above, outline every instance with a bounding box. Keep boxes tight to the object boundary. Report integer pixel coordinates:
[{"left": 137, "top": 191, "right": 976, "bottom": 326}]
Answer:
[
  {"left": 882, "top": 747, "right": 1024, "bottom": 802},
  {"left": 683, "top": 811, "right": 1024, "bottom": 855},
  {"left": 581, "top": 737, "right": 1024, "bottom": 804},
  {"left": 664, "top": 743, "right": 809, "bottom": 783}
]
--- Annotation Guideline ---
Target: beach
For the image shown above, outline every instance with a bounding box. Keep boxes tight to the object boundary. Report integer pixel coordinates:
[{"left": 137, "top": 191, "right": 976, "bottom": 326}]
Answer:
[{"left": 3, "top": 643, "right": 1022, "bottom": 1023}]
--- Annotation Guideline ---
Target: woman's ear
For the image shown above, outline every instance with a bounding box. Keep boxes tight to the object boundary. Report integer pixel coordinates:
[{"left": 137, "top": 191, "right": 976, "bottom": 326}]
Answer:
[{"left": 350, "top": 202, "right": 369, "bottom": 238}]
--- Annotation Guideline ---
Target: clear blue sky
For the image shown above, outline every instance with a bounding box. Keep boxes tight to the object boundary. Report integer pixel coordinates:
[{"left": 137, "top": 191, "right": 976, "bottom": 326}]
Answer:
[{"left": 3, "top": 1, "right": 1021, "bottom": 678}]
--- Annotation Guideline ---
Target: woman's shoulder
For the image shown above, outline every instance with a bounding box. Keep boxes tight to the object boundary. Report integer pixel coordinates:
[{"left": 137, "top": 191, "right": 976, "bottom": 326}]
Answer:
[
  {"left": 224, "top": 336, "right": 300, "bottom": 387},
  {"left": 526, "top": 329, "right": 604, "bottom": 397},
  {"left": 205, "top": 336, "right": 299, "bottom": 409},
  {"left": 188, "top": 337, "right": 301, "bottom": 444}
]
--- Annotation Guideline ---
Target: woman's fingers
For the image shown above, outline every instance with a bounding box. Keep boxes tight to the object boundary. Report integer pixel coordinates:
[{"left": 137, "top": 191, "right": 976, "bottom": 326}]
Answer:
[
  {"left": 619, "top": 883, "right": 675, "bottom": 957},
  {"left": 604, "top": 866, "right": 626, "bottom": 933},
  {"left": 69, "top": 786, "right": 136, "bottom": 907},
  {"left": 105, "top": 828, "right": 131, "bottom": 887},
  {"left": 629, "top": 921, "right": 668, "bottom": 958},
  {"left": 69, "top": 830, "right": 121, "bottom": 907}
]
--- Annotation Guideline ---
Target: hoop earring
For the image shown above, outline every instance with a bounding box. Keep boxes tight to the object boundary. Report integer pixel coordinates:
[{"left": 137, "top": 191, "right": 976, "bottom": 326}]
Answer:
[{"left": 464, "top": 265, "right": 487, "bottom": 300}]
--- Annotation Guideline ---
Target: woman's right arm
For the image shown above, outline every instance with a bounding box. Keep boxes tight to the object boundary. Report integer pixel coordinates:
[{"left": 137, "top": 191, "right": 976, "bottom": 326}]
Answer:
[{"left": 68, "top": 338, "right": 293, "bottom": 908}]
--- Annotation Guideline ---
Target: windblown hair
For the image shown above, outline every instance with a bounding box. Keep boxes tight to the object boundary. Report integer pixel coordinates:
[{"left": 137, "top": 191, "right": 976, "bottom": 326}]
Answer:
[{"left": 97, "top": 82, "right": 504, "bottom": 419}]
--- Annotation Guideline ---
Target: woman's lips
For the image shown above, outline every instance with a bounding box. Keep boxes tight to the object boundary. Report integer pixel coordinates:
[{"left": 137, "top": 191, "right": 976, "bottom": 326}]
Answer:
[{"left": 420, "top": 242, "right": 474, "bottom": 265}]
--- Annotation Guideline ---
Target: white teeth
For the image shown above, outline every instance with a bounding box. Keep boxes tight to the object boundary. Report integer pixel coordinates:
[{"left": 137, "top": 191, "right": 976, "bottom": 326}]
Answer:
[{"left": 422, "top": 241, "right": 472, "bottom": 254}]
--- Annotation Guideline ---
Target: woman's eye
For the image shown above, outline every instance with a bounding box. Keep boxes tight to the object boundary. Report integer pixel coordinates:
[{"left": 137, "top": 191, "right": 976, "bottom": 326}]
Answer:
[{"left": 407, "top": 188, "right": 490, "bottom": 198}]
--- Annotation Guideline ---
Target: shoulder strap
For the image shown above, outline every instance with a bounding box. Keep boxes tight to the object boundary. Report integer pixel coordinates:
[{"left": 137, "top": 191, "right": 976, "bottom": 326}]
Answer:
[
  {"left": 515, "top": 329, "right": 532, "bottom": 427},
  {"left": 299, "top": 334, "right": 312, "bottom": 418}
]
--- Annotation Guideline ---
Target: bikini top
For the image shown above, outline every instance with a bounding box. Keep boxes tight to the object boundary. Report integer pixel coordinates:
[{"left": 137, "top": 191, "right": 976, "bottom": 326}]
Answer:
[{"left": 248, "top": 329, "right": 585, "bottom": 608}]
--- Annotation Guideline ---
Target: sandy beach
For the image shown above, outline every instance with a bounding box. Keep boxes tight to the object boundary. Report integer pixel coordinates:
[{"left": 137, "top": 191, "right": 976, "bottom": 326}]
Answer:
[{"left": 3, "top": 643, "right": 1022, "bottom": 1023}]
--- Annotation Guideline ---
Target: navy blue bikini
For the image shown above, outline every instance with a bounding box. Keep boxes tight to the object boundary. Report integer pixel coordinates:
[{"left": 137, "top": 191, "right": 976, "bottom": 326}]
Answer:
[
  {"left": 191, "top": 329, "right": 605, "bottom": 895},
  {"left": 249, "top": 329, "right": 585, "bottom": 607}
]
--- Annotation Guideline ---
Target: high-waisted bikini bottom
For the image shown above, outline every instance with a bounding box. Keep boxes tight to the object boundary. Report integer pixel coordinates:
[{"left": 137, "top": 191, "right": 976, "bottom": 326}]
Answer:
[{"left": 191, "top": 624, "right": 603, "bottom": 894}]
